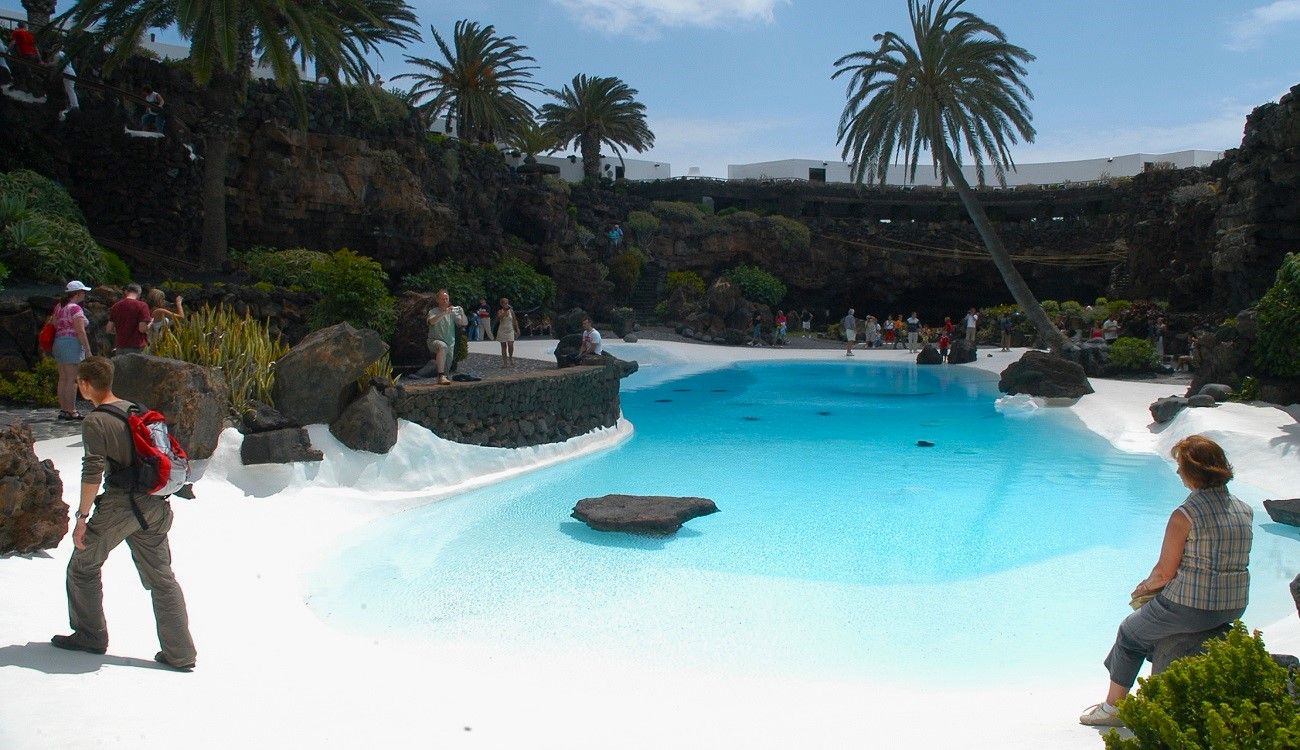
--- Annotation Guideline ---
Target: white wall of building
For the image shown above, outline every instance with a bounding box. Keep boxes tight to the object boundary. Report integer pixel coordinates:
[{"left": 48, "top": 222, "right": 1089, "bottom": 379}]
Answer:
[
  {"left": 727, "top": 150, "right": 1224, "bottom": 187},
  {"left": 503, "top": 152, "right": 671, "bottom": 182}
]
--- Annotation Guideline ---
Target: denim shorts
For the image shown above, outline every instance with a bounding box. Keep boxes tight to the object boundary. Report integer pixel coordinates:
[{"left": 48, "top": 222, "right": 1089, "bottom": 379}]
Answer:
[{"left": 52, "top": 335, "right": 85, "bottom": 364}]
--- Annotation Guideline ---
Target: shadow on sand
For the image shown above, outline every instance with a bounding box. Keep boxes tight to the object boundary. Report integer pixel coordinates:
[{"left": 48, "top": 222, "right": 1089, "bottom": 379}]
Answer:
[{"left": 0, "top": 642, "right": 170, "bottom": 675}]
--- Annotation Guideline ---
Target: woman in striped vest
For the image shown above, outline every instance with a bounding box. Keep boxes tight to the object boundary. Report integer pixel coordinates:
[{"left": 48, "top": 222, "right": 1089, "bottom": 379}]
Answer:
[{"left": 1079, "top": 434, "right": 1253, "bottom": 727}]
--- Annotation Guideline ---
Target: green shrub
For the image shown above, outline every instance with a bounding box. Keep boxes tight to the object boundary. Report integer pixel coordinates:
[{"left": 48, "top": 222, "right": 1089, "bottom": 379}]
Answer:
[
  {"left": 575, "top": 224, "right": 596, "bottom": 248},
  {"left": 158, "top": 279, "right": 204, "bottom": 294},
  {"left": 0, "top": 169, "right": 85, "bottom": 225},
  {"left": 653, "top": 300, "right": 669, "bottom": 318},
  {"left": 1106, "top": 299, "right": 1132, "bottom": 318},
  {"left": 334, "top": 84, "right": 410, "bottom": 130},
  {"left": 1041, "top": 299, "right": 1060, "bottom": 319},
  {"left": 726, "top": 264, "right": 786, "bottom": 308},
  {"left": 1060, "top": 300, "right": 1086, "bottom": 324},
  {"left": 235, "top": 247, "right": 330, "bottom": 288},
  {"left": 665, "top": 270, "right": 705, "bottom": 297},
  {"left": 152, "top": 305, "right": 289, "bottom": 415},
  {"left": 625, "top": 210, "right": 660, "bottom": 237},
  {"left": 651, "top": 200, "right": 705, "bottom": 224},
  {"left": 608, "top": 247, "right": 646, "bottom": 299},
  {"left": 767, "top": 215, "right": 811, "bottom": 252},
  {"left": 545, "top": 175, "right": 571, "bottom": 196},
  {"left": 0, "top": 260, "right": 7, "bottom": 292},
  {"left": 715, "top": 207, "right": 740, "bottom": 218},
  {"left": 99, "top": 250, "right": 131, "bottom": 286},
  {"left": 481, "top": 257, "right": 555, "bottom": 311},
  {"left": 251, "top": 281, "right": 275, "bottom": 294},
  {"left": 1, "top": 214, "right": 107, "bottom": 283},
  {"left": 402, "top": 260, "right": 486, "bottom": 306},
  {"left": 721, "top": 210, "right": 762, "bottom": 224},
  {"left": 0, "top": 356, "right": 59, "bottom": 406},
  {"left": 306, "top": 249, "right": 396, "bottom": 337},
  {"left": 1109, "top": 336, "right": 1159, "bottom": 372},
  {"left": 1106, "top": 623, "right": 1300, "bottom": 748},
  {"left": 1233, "top": 376, "right": 1261, "bottom": 402},
  {"left": 1253, "top": 252, "right": 1300, "bottom": 378}
]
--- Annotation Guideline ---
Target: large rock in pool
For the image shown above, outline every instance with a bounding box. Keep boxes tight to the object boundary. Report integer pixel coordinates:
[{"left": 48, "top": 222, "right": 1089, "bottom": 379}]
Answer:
[
  {"left": 998, "top": 351, "right": 1094, "bottom": 398},
  {"left": 0, "top": 423, "right": 67, "bottom": 554},
  {"left": 329, "top": 388, "right": 398, "bottom": 454},
  {"left": 113, "top": 352, "right": 229, "bottom": 460},
  {"left": 572, "top": 494, "right": 718, "bottom": 536},
  {"left": 272, "top": 323, "right": 388, "bottom": 425},
  {"left": 916, "top": 344, "right": 942, "bottom": 365},
  {"left": 1264, "top": 498, "right": 1300, "bottom": 527}
]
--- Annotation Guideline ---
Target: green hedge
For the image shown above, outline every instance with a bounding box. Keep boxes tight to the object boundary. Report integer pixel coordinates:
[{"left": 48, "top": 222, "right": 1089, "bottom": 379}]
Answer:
[
  {"left": 625, "top": 210, "right": 660, "bottom": 237},
  {"left": 1254, "top": 252, "right": 1300, "bottom": 378},
  {"left": 307, "top": 249, "right": 396, "bottom": 337},
  {"left": 665, "top": 270, "right": 705, "bottom": 297},
  {"left": 1106, "top": 623, "right": 1300, "bottom": 748},
  {"left": 235, "top": 247, "right": 330, "bottom": 288},
  {"left": 1, "top": 214, "right": 107, "bottom": 283},
  {"left": 402, "top": 260, "right": 486, "bottom": 307},
  {"left": 726, "top": 264, "right": 786, "bottom": 308},
  {"left": 651, "top": 200, "right": 706, "bottom": 223},
  {"left": 767, "top": 215, "right": 810, "bottom": 252},
  {"left": 1109, "top": 336, "right": 1158, "bottom": 371}
]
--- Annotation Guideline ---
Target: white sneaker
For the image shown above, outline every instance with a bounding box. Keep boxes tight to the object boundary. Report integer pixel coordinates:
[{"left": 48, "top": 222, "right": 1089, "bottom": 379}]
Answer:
[{"left": 1078, "top": 703, "right": 1123, "bottom": 727}]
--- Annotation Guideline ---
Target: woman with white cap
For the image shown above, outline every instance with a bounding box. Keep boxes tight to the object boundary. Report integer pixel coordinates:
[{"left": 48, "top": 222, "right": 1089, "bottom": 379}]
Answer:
[{"left": 50, "top": 280, "right": 93, "bottom": 419}]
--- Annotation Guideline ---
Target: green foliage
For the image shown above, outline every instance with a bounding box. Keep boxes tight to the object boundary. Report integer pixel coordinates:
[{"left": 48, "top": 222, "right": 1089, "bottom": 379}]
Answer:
[
  {"left": 1106, "top": 299, "right": 1132, "bottom": 318},
  {"left": 334, "top": 84, "right": 410, "bottom": 130},
  {"left": 235, "top": 247, "right": 330, "bottom": 288},
  {"left": 653, "top": 300, "right": 669, "bottom": 318},
  {"left": 402, "top": 260, "right": 486, "bottom": 306},
  {"left": 1253, "top": 252, "right": 1300, "bottom": 378},
  {"left": 1, "top": 214, "right": 108, "bottom": 283},
  {"left": 0, "top": 169, "right": 86, "bottom": 225},
  {"left": 768, "top": 215, "right": 811, "bottom": 252},
  {"left": 0, "top": 356, "right": 59, "bottom": 406},
  {"left": 99, "top": 250, "right": 131, "bottom": 286},
  {"left": 625, "top": 210, "right": 660, "bottom": 237},
  {"left": 159, "top": 279, "right": 204, "bottom": 294},
  {"left": 575, "top": 224, "right": 596, "bottom": 248},
  {"left": 481, "top": 257, "right": 555, "bottom": 311},
  {"left": 665, "top": 270, "right": 705, "bottom": 297},
  {"left": 1109, "top": 336, "right": 1159, "bottom": 372},
  {"left": 545, "top": 175, "right": 571, "bottom": 196},
  {"left": 0, "top": 260, "right": 7, "bottom": 292},
  {"left": 252, "top": 281, "right": 276, "bottom": 294},
  {"left": 1105, "top": 623, "right": 1300, "bottom": 749},
  {"left": 425, "top": 132, "right": 449, "bottom": 147},
  {"left": 715, "top": 206, "right": 740, "bottom": 218},
  {"left": 1233, "top": 376, "right": 1261, "bottom": 402},
  {"left": 651, "top": 200, "right": 705, "bottom": 224},
  {"left": 357, "top": 352, "right": 394, "bottom": 391},
  {"left": 540, "top": 73, "right": 655, "bottom": 181},
  {"left": 306, "top": 249, "right": 396, "bottom": 337},
  {"left": 1060, "top": 300, "right": 1087, "bottom": 323},
  {"left": 1041, "top": 299, "right": 1060, "bottom": 319},
  {"left": 152, "top": 305, "right": 290, "bottom": 415},
  {"left": 726, "top": 264, "right": 786, "bottom": 308},
  {"left": 608, "top": 247, "right": 646, "bottom": 299}
]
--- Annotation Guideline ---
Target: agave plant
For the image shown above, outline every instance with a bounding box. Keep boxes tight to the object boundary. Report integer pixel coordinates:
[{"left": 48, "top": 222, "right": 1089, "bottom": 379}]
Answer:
[{"left": 151, "top": 304, "right": 290, "bottom": 415}]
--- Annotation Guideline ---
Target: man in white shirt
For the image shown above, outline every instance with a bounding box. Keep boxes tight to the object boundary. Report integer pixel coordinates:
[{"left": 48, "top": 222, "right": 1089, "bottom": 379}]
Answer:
[
  {"left": 580, "top": 317, "right": 603, "bottom": 356},
  {"left": 964, "top": 308, "right": 979, "bottom": 343},
  {"left": 1102, "top": 317, "right": 1119, "bottom": 343},
  {"left": 841, "top": 308, "right": 857, "bottom": 357}
]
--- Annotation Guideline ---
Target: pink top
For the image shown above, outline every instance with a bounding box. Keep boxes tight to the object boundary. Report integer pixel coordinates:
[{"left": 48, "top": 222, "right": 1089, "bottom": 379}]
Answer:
[{"left": 54, "top": 303, "right": 87, "bottom": 337}]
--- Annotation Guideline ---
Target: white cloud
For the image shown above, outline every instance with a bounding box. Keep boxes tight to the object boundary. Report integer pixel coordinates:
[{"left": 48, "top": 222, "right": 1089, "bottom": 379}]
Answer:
[
  {"left": 1227, "top": 0, "right": 1300, "bottom": 51},
  {"left": 550, "top": 0, "right": 785, "bottom": 35}
]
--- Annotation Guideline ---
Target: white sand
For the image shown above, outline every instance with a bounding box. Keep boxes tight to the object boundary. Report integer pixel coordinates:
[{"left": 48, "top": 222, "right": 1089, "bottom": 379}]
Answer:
[{"left": 2, "top": 340, "right": 1296, "bottom": 749}]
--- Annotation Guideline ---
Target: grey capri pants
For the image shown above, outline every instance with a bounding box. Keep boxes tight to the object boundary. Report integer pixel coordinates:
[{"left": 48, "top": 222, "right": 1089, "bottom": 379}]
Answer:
[{"left": 1104, "top": 594, "right": 1244, "bottom": 688}]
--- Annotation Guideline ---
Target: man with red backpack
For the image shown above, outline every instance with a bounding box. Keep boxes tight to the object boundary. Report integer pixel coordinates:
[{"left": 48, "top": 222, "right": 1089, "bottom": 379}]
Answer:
[{"left": 50, "top": 356, "right": 197, "bottom": 671}]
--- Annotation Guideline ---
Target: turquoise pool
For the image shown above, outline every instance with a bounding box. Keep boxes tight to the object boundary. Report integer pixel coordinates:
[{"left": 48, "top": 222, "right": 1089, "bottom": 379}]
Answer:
[{"left": 308, "top": 360, "right": 1299, "bottom": 684}]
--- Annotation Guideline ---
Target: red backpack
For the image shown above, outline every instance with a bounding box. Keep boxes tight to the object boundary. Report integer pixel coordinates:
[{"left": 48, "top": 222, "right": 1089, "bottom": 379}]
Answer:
[{"left": 95, "top": 403, "right": 192, "bottom": 529}]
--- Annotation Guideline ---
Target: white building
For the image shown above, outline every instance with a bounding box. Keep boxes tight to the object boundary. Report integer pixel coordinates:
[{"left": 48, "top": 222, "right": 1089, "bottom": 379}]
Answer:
[
  {"left": 503, "top": 152, "right": 671, "bottom": 182},
  {"left": 727, "top": 150, "right": 1223, "bottom": 187}
]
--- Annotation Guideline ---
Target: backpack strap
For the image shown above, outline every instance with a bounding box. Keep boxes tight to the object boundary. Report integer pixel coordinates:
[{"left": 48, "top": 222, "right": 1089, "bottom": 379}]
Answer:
[{"left": 91, "top": 402, "right": 150, "bottom": 532}]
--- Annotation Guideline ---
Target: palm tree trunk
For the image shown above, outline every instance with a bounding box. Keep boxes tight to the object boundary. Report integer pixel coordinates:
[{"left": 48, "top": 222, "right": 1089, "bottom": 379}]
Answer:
[
  {"left": 939, "top": 146, "right": 1070, "bottom": 353},
  {"left": 21, "top": 0, "right": 55, "bottom": 30},
  {"left": 580, "top": 131, "right": 601, "bottom": 182},
  {"left": 199, "top": 131, "right": 232, "bottom": 267}
]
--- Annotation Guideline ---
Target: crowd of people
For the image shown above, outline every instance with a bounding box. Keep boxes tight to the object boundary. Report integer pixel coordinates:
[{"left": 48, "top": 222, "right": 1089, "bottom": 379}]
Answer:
[
  {"left": 409, "top": 290, "right": 562, "bottom": 382},
  {"left": 832, "top": 307, "right": 992, "bottom": 361}
]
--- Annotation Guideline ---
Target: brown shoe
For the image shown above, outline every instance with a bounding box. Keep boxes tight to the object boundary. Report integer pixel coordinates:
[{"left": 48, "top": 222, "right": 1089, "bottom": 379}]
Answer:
[
  {"left": 155, "top": 651, "right": 195, "bottom": 672},
  {"left": 51, "top": 633, "right": 106, "bottom": 654}
]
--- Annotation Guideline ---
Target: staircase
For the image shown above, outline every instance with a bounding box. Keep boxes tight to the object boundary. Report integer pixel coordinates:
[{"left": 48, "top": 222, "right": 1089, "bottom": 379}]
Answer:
[{"left": 627, "top": 263, "right": 666, "bottom": 315}]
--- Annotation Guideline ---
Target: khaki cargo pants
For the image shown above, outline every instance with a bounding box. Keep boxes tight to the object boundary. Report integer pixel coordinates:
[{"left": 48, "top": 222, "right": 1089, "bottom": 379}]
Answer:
[{"left": 65, "top": 492, "right": 197, "bottom": 665}]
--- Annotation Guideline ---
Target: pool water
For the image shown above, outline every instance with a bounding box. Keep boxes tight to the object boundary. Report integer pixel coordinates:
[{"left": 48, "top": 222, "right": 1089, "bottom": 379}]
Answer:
[{"left": 308, "top": 360, "right": 1300, "bottom": 685}]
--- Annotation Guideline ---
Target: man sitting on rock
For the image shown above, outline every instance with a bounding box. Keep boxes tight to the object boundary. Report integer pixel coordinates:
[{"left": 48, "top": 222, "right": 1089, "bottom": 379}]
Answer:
[
  {"left": 580, "top": 317, "right": 603, "bottom": 357},
  {"left": 414, "top": 289, "right": 466, "bottom": 385}
]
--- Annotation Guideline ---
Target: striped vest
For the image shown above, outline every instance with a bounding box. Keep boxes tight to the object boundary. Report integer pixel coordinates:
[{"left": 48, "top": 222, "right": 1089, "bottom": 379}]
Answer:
[{"left": 1163, "top": 486, "right": 1253, "bottom": 611}]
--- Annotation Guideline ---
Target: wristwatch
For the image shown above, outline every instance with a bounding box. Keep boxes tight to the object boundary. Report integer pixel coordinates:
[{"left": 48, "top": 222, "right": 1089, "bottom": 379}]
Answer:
[{"left": 75, "top": 511, "right": 90, "bottom": 520}]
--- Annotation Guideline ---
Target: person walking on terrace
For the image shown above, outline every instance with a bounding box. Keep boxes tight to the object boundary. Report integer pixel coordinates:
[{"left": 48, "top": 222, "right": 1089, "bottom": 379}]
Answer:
[
  {"left": 50, "top": 281, "right": 93, "bottom": 421},
  {"left": 496, "top": 297, "right": 519, "bottom": 367},
  {"left": 106, "top": 283, "right": 150, "bottom": 355},
  {"left": 1079, "top": 435, "right": 1252, "bottom": 728},
  {"left": 841, "top": 308, "right": 857, "bottom": 357},
  {"left": 476, "top": 298, "right": 493, "bottom": 341},
  {"left": 906, "top": 311, "right": 921, "bottom": 353},
  {"left": 415, "top": 289, "right": 466, "bottom": 384},
  {"left": 51, "top": 356, "right": 197, "bottom": 671}
]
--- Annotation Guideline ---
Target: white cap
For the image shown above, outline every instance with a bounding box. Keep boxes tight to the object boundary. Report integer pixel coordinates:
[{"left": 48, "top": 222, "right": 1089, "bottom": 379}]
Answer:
[{"left": 65, "top": 280, "right": 92, "bottom": 292}]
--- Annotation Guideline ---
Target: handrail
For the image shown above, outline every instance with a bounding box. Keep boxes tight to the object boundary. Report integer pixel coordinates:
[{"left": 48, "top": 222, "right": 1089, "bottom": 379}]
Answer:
[{"left": 94, "top": 234, "right": 204, "bottom": 274}]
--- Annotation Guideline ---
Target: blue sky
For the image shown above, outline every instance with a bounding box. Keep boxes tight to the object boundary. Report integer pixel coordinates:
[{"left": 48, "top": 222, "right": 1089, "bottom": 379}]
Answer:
[{"left": 193, "top": 1, "right": 1300, "bottom": 176}]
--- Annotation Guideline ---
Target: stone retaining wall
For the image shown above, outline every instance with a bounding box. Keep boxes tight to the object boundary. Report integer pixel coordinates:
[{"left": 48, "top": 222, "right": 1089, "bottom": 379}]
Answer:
[{"left": 391, "top": 365, "right": 622, "bottom": 448}]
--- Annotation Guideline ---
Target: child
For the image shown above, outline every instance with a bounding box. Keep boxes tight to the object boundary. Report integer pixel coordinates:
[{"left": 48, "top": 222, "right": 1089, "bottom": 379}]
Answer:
[{"left": 938, "top": 331, "right": 951, "bottom": 363}]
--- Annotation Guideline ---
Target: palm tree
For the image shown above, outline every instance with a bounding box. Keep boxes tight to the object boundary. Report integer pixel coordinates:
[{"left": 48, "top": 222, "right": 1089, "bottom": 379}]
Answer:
[
  {"left": 65, "top": 0, "right": 420, "bottom": 267},
  {"left": 395, "top": 20, "right": 539, "bottom": 143},
  {"left": 833, "top": 0, "right": 1068, "bottom": 352},
  {"left": 507, "top": 119, "right": 558, "bottom": 165},
  {"left": 22, "top": 0, "right": 57, "bottom": 29},
  {"left": 541, "top": 74, "right": 654, "bottom": 183}
]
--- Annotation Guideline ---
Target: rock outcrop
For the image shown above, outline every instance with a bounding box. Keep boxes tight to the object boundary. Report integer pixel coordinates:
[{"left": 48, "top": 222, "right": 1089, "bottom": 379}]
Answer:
[
  {"left": 0, "top": 423, "right": 67, "bottom": 554},
  {"left": 998, "top": 351, "right": 1094, "bottom": 399},
  {"left": 1263, "top": 498, "right": 1300, "bottom": 527},
  {"left": 112, "top": 353, "right": 229, "bottom": 460},
  {"left": 947, "top": 339, "right": 977, "bottom": 365},
  {"left": 329, "top": 388, "right": 398, "bottom": 454},
  {"left": 1150, "top": 396, "right": 1189, "bottom": 424},
  {"left": 240, "top": 428, "right": 324, "bottom": 465},
  {"left": 271, "top": 323, "right": 387, "bottom": 425},
  {"left": 239, "top": 400, "right": 298, "bottom": 434},
  {"left": 916, "top": 344, "right": 943, "bottom": 365},
  {"left": 571, "top": 495, "right": 718, "bottom": 536}
]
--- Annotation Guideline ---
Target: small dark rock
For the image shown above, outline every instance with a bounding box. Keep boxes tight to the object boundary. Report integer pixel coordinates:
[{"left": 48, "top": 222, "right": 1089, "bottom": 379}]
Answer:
[
  {"left": 1187, "top": 394, "right": 1216, "bottom": 408},
  {"left": 1198, "top": 383, "right": 1233, "bottom": 402},
  {"left": 916, "top": 440, "right": 935, "bottom": 447},
  {"left": 329, "top": 387, "right": 398, "bottom": 454},
  {"left": 1263, "top": 498, "right": 1300, "bottom": 527},
  {"left": 1150, "top": 396, "right": 1189, "bottom": 423},
  {"left": 239, "top": 400, "right": 298, "bottom": 434},
  {"left": 240, "top": 428, "right": 324, "bottom": 465},
  {"left": 572, "top": 494, "right": 718, "bottom": 536}
]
